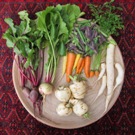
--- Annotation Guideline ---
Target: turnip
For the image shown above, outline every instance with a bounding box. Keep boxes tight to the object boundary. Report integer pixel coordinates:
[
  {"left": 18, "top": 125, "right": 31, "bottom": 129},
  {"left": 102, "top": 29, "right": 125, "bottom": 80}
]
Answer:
[
  {"left": 105, "top": 43, "right": 115, "bottom": 112},
  {"left": 39, "top": 83, "right": 53, "bottom": 96},
  {"left": 93, "top": 75, "right": 107, "bottom": 103},
  {"left": 97, "top": 63, "right": 106, "bottom": 81},
  {"left": 70, "top": 99, "right": 89, "bottom": 118},
  {"left": 38, "top": 82, "right": 53, "bottom": 105},
  {"left": 69, "top": 80, "right": 87, "bottom": 99},
  {"left": 113, "top": 63, "right": 124, "bottom": 91},
  {"left": 55, "top": 86, "right": 71, "bottom": 102},
  {"left": 56, "top": 102, "right": 72, "bottom": 116}
]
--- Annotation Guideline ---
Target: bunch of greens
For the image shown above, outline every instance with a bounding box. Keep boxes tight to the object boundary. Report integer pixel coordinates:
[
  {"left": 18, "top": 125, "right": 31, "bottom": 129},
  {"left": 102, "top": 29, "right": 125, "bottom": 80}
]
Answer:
[
  {"left": 89, "top": 0, "right": 124, "bottom": 37},
  {"left": 3, "top": 10, "right": 45, "bottom": 87},
  {"left": 88, "top": 0, "right": 124, "bottom": 71},
  {"left": 67, "top": 20, "right": 107, "bottom": 57},
  {"left": 36, "top": 4, "right": 84, "bottom": 83}
]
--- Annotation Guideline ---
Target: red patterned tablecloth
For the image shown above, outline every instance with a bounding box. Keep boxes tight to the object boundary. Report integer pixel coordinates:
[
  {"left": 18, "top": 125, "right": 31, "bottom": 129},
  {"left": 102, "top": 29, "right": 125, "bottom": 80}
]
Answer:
[{"left": 0, "top": 0, "right": 135, "bottom": 134}]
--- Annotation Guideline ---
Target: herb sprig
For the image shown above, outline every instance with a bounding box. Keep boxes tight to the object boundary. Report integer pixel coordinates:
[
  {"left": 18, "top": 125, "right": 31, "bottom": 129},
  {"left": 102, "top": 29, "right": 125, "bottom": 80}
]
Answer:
[{"left": 89, "top": 0, "right": 124, "bottom": 37}]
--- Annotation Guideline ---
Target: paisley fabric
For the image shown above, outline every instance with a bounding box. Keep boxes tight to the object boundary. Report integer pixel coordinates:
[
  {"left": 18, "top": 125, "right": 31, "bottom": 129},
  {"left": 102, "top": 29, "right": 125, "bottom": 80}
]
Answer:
[{"left": 0, "top": 0, "right": 134, "bottom": 134}]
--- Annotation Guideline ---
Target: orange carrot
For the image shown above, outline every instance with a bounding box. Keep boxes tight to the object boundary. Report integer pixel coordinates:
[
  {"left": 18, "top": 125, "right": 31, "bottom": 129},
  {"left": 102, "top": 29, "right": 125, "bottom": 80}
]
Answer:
[
  {"left": 66, "top": 52, "right": 76, "bottom": 82},
  {"left": 84, "top": 56, "right": 91, "bottom": 78},
  {"left": 95, "top": 70, "right": 100, "bottom": 76},
  {"left": 76, "top": 57, "right": 84, "bottom": 74},
  {"left": 89, "top": 71, "right": 95, "bottom": 77},
  {"left": 78, "top": 59, "right": 85, "bottom": 74}
]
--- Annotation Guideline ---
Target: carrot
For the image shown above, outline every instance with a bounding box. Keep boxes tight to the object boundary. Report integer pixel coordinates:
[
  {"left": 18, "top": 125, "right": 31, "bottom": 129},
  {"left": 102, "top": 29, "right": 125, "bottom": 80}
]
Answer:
[
  {"left": 62, "top": 55, "right": 67, "bottom": 75},
  {"left": 66, "top": 52, "right": 76, "bottom": 82},
  {"left": 89, "top": 71, "right": 95, "bottom": 77},
  {"left": 76, "top": 57, "right": 84, "bottom": 74},
  {"left": 78, "top": 59, "right": 85, "bottom": 74},
  {"left": 73, "top": 54, "right": 81, "bottom": 69},
  {"left": 84, "top": 56, "right": 91, "bottom": 78},
  {"left": 95, "top": 71, "right": 100, "bottom": 76}
]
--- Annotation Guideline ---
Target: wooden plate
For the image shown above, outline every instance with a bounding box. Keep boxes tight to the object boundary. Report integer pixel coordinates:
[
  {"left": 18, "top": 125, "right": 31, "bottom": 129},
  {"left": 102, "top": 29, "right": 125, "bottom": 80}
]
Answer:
[{"left": 12, "top": 44, "right": 125, "bottom": 129}]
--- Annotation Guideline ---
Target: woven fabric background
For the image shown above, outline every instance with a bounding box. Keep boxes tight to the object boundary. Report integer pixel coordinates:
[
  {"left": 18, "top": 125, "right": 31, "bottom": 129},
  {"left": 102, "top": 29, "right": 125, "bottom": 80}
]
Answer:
[{"left": 0, "top": 0, "right": 135, "bottom": 134}]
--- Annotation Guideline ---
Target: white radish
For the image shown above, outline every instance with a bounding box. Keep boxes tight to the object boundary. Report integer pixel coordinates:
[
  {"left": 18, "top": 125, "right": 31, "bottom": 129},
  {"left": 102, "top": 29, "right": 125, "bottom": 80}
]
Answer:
[
  {"left": 93, "top": 75, "right": 107, "bottom": 103},
  {"left": 113, "top": 63, "right": 124, "bottom": 91},
  {"left": 97, "top": 63, "right": 106, "bottom": 81},
  {"left": 105, "top": 43, "right": 115, "bottom": 112}
]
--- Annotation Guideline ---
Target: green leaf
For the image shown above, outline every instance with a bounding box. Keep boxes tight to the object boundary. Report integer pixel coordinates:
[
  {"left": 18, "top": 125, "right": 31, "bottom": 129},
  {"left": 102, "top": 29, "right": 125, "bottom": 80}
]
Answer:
[
  {"left": 58, "top": 42, "right": 66, "bottom": 56},
  {"left": 18, "top": 10, "right": 31, "bottom": 34},
  {"left": 4, "top": 18, "right": 16, "bottom": 35},
  {"left": 3, "top": 32, "right": 15, "bottom": 48}
]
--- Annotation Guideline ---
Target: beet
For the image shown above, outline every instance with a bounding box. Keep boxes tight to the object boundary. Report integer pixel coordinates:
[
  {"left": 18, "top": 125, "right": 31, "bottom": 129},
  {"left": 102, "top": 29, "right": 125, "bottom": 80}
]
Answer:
[{"left": 29, "top": 89, "right": 39, "bottom": 103}]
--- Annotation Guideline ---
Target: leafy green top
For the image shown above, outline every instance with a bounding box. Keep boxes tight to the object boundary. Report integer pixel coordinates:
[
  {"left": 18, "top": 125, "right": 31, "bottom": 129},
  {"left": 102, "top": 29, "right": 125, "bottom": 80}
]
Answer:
[
  {"left": 89, "top": 0, "right": 124, "bottom": 37},
  {"left": 3, "top": 10, "right": 45, "bottom": 70}
]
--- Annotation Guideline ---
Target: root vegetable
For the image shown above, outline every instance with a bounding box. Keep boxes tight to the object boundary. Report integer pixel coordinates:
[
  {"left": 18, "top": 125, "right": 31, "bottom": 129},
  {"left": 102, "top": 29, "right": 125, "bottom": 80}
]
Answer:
[
  {"left": 69, "top": 80, "right": 87, "bottom": 99},
  {"left": 22, "top": 87, "right": 30, "bottom": 98},
  {"left": 66, "top": 52, "right": 76, "bottom": 82},
  {"left": 78, "top": 60, "right": 85, "bottom": 74},
  {"left": 93, "top": 75, "right": 107, "bottom": 103},
  {"left": 70, "top": 99, "right": 89, "bottom": 117},
  {"left": 62, "top": 56, "right": 67, "bottom": 75},
  {"left": 73, "top": 54, "right": 81, "bottom": 69},
  {"left": 29, "top": 89, "right": 39, "bottom": 103},
  {"left": 56, "top": 102, "right": 72, "bottom": 116},
  {"left": 89, "top": 71, "right": 95, "bottom": 77},
  {"left": 76, "top": 57, "right": 84, "bottom": 74},
  {"left": 39, "top": 83, "right": 53, "bottom": 95},
  {"left": 105, "top": 43, "right": 115, "bottom": 112},
  {"left": 97, "top": 63, "right": 106, "bottom": 81},
  {"left": 84, "top": 56, "right": 91, "bottom": 78},
  {"left": 39, "top": 83, "right": 53, "bottom": 105},
  {"left": 55, "top": 86, "right": 71, "bottom": 102},
  {"left": 113, "top": 63, "right": 124, "bottom": 91}
]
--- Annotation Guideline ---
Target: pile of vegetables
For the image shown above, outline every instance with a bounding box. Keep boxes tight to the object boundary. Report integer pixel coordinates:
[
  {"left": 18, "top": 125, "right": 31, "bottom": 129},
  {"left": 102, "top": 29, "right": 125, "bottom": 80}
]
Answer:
[
  {"left": 63, "top": 20, "right": 108, "bottom": 82},
  {"left": 3, "top": 0, "right": 125, "bottom": 118},
  {"left": 3, "top": 4, "right": 84, "bottom": 115},
  {"left": 55, "top": 76, "right": 89, "bottom": 118}
]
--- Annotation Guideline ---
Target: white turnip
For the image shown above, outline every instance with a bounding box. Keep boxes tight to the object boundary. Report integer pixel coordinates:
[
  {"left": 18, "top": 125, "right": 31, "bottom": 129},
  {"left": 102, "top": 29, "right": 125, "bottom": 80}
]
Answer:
[
  {"left": 70, "top": 99, "right": 89, "bottom": 118},
  {"left": 69, "top": 80, "right": 87, "bottom": 99},
  {"left": 55, "top": 86, "right": 71, "bottom": 102},
  {"left": 56, "top": 102, "right": 72, "bottom": 116},
  {"left": 39, "top": 83, "right": 53, "bottom": 95}
]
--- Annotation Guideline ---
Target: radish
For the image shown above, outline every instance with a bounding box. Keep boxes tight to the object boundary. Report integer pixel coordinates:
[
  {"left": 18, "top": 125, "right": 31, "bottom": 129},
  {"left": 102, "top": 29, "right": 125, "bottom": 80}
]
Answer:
[
  {"left": 97, "top": 63, "right": 106, "bottom": 81},
  {"left": 113, "top": 63, "right": 124, "bottom": 91},
  {"left": 105, "top": 43, "right": 115, "bottom": 112},
  {"left": 93, "top": 75, "right": 107, "bottom": 103}
]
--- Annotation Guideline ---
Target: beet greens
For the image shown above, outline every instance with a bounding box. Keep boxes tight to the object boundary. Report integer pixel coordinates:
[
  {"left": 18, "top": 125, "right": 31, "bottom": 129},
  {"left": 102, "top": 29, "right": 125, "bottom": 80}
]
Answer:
[{"left": 3, "top": 10, "right": 45, "bottom": 88}]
